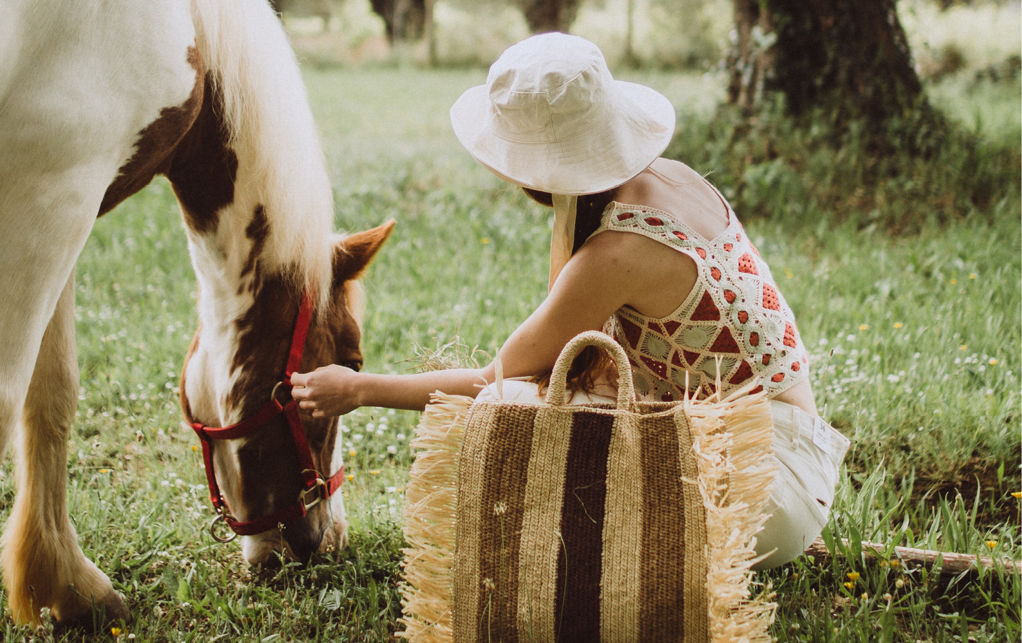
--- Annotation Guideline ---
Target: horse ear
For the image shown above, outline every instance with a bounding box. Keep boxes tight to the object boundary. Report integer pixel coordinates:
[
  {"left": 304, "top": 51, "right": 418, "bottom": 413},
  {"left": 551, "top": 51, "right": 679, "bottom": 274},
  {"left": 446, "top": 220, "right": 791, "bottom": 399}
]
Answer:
[{"left": 334, "top": 219, "right": 395, "bottom": 280}]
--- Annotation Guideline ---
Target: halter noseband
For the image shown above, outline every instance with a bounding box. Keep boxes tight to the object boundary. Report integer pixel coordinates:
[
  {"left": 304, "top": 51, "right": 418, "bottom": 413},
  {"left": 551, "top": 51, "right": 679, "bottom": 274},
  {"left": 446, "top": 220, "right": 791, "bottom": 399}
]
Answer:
[{"left": 188, "top": 293, "right": 344, "bottom": 542}]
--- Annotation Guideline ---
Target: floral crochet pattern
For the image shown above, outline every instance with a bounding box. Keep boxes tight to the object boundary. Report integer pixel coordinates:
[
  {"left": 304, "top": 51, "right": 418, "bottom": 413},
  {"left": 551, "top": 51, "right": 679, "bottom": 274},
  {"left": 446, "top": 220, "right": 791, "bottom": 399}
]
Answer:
[{"left": 595, "top": 201, "right": 809, "bottom": 401}]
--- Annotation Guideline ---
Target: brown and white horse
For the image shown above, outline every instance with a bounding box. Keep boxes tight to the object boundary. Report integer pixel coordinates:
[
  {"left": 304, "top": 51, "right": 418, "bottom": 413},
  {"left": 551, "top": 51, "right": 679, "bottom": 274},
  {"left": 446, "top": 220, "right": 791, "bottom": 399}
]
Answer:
[{"left": 0, "top": 0, "right": 391, "bottom": 626}]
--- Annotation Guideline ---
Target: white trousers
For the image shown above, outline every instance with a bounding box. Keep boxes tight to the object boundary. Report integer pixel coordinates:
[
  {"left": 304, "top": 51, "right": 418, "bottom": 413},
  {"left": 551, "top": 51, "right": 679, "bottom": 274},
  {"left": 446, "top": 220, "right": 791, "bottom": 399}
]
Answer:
[{"left": 476, "top": 380, "right": 850, "bottom": 569}]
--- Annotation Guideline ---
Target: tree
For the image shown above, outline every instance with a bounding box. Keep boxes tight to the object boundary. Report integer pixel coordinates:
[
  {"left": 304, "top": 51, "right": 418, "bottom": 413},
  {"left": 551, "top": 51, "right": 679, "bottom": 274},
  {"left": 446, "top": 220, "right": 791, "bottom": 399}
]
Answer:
[
  {"left": 370, "top": 0, "right": 427, "bottom": 43},
  {"left": 513, "top": 0, "right": 582, "bottom": 33},
  {"left": 727, "top": 0, "right": 927, "bottom": 128}
]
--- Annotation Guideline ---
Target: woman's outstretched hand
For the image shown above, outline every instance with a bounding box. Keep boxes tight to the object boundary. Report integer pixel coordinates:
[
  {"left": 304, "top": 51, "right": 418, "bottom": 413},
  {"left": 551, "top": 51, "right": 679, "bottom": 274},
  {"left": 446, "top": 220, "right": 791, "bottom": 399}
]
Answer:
[{"left": 291, "top": 365, "right": 361, "bottom": 418}]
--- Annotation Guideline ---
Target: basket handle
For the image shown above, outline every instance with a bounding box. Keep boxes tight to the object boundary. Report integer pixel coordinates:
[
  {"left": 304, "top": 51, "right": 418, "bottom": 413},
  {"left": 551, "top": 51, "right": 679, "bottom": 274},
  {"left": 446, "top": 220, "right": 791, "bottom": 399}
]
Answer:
[{"left": 545, "top": 331, "right": 636, "bottom": 410}]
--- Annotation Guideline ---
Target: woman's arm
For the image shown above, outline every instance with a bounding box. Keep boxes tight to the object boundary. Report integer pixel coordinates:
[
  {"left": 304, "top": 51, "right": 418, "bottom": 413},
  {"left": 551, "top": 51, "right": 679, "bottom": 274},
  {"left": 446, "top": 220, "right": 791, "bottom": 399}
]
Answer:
[{"left": 291, "top": 232, "right": 650, "bottom": 417}]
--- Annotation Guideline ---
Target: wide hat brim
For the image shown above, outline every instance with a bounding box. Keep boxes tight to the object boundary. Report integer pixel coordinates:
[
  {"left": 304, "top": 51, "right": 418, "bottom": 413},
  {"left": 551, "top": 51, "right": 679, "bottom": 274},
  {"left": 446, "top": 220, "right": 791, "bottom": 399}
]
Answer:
[{"left": 451, "top": 79, "right": 676, "bottom": 196}]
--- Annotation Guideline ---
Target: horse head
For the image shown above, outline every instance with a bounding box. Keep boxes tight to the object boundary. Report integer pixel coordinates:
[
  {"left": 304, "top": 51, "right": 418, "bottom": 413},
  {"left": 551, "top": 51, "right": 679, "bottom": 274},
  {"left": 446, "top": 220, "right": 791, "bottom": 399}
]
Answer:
[{"left": 182, "top": 220, "right": 393, "bottom": 565}]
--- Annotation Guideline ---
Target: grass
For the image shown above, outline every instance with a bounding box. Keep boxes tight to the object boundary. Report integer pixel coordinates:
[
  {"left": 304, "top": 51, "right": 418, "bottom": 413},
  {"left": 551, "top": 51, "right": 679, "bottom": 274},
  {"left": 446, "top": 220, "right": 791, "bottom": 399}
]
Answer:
[{"left": 1, "top": 34, "right": 1020, "bottom": 643}]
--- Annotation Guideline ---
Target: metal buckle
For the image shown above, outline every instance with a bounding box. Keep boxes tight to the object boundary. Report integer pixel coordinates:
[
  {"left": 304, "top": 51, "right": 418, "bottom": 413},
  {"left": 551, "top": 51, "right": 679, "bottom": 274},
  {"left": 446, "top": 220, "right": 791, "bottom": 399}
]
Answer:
[
  {"left": 209, "top": 513, "right": 238, "bottom": 543},
  {"left": 299, "top": 477, "right": 327, "bottom": 512}
]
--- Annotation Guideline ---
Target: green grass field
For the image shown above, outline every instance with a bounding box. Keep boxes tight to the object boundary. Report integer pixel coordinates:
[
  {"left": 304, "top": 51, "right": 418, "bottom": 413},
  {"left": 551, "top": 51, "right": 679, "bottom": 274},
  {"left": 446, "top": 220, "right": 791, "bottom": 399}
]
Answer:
[{"left": 1, "top": 53, "right": 1019, "bottom": 643}]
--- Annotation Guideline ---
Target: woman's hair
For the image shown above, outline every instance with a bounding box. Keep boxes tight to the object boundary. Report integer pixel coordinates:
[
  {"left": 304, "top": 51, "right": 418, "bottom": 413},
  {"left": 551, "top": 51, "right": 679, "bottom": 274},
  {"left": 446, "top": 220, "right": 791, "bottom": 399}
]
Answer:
[{"left": 523, "top": 187, "right": 617, "bottom": 394}]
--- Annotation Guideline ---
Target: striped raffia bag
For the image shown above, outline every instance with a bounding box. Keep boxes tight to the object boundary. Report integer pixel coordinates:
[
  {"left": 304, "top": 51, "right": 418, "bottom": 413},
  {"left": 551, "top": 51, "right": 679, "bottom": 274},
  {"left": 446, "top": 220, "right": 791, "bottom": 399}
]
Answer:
[{"left": 398, "top": 331, "right": 778, "bottom": 642}]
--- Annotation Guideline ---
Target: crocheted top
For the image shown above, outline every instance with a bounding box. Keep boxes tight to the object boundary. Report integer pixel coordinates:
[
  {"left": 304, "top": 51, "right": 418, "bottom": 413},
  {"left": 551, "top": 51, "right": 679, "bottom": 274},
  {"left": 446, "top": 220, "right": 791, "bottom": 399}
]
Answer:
[{"left": 593, "top": 200, "right": 809, "bottom": 401}]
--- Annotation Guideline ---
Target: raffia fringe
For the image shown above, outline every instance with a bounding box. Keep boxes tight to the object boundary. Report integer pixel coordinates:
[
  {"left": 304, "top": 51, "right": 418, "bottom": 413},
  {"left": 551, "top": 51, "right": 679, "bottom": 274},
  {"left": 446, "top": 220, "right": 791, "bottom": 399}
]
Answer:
[
  {"left": 686, "top": 389, "right": 778, "bottom": 643},
  {"left": 398, "top": 389, "right": 778, "bottom": 642},
  {"left": 396, "top": 392, "right": 474, "bottom": 642}
]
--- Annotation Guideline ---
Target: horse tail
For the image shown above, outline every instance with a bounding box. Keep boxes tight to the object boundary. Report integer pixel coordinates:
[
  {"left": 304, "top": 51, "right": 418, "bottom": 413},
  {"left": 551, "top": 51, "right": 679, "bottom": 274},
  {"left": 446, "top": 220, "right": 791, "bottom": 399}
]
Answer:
[{"left": 189, "top": 0, "right": 334, "bottom": 310}]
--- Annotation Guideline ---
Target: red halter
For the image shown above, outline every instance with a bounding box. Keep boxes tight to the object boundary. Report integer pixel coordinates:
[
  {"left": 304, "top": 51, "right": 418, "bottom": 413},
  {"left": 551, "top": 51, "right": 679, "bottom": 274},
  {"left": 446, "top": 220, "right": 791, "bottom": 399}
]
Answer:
[{"left": 189, "top": 293, "right": 344, "bottom": 541}]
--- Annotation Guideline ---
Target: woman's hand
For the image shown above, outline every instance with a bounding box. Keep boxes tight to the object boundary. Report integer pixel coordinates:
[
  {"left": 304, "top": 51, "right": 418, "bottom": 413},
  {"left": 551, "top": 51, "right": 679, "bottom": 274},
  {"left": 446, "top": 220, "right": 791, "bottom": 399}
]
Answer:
[{"left": 290, "top": 365, "right": 362, "bottom": 418}]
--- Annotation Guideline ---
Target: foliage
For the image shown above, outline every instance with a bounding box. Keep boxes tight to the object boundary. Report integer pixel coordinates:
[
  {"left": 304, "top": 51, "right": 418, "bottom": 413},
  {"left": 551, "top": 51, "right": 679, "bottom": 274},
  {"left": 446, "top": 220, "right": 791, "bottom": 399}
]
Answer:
[{"left": 667, "top": 71, "right": 1021, "bottom": 233}]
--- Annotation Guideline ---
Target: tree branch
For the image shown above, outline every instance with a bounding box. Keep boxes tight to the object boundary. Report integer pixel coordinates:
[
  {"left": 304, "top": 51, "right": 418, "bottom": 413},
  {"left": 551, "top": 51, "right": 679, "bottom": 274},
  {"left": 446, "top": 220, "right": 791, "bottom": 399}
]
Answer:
[{"left": 805, "top": 537, "right": 1022, "bottom": 576}]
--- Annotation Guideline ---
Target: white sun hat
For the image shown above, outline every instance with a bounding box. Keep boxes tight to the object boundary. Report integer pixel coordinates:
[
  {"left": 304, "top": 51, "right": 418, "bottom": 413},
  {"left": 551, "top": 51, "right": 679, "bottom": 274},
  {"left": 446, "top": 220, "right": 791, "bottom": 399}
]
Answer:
[{"left": 450, "top": 32, "right": 677, "bottom": 196}]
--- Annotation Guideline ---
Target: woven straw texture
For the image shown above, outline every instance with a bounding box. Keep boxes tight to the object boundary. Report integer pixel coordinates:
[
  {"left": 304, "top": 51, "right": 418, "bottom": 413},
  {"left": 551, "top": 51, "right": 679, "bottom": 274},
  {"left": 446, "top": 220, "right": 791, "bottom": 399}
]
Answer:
[{"left": 398, "top": 331, "right": 777, "bottom": 642}]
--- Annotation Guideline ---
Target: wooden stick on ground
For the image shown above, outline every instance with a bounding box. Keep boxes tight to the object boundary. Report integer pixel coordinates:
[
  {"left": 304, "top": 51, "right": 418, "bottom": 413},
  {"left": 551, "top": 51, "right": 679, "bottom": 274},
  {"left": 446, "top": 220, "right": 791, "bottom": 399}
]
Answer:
[{"left": 805, "top": 537, "right": 1022, "bottom": 576}]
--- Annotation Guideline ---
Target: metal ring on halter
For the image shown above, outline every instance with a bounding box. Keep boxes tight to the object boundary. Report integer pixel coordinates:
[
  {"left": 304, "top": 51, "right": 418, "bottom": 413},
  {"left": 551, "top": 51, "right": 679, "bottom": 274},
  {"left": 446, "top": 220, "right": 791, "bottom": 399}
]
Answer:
[
  {"left": 209, "top": 513, "right": 238, "bottom": 543},
  {"left": 270, "top": 380, "right": 291, "bottom": 405}
]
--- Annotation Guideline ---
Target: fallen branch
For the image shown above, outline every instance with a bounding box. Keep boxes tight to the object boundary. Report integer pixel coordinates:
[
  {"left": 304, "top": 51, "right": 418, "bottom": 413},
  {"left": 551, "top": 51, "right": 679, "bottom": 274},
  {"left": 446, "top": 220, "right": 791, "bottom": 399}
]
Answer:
[{"left": 805, "top": 537, "right": 1022, "bottom": 576}]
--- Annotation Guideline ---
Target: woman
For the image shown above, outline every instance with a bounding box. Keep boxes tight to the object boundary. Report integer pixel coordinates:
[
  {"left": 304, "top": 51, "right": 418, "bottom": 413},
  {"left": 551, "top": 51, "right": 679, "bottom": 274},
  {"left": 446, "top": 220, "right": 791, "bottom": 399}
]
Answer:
[{"left": 291, "top": 32, "right": 848, "bottom": 568}]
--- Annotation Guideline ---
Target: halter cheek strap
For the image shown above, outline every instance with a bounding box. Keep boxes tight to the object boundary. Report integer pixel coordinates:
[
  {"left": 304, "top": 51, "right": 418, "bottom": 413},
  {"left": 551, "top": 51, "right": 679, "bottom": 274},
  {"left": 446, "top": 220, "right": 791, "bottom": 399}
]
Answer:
[{"left": 188, "top": 293, "right": 345, "bottom": 540}]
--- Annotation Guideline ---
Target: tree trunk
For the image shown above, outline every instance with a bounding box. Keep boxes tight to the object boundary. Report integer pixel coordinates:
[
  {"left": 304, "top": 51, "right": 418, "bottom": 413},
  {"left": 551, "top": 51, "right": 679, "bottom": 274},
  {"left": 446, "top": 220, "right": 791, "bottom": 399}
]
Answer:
[
  {"left": 515, "top": 0, "right": 582, "bottom": 33},
  {"left": 370, "top": 0, "right": 426, "bottom": 43},
  {"left": 728, "top": 0, "right": 925, "bottom": 126}
]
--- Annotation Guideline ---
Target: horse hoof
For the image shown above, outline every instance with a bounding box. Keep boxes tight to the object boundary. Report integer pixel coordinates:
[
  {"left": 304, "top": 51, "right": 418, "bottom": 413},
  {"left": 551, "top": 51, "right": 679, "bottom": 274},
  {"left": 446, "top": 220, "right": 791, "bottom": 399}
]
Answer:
[{"left": 54, "top": 588, "right": 131, "bottom": 631}]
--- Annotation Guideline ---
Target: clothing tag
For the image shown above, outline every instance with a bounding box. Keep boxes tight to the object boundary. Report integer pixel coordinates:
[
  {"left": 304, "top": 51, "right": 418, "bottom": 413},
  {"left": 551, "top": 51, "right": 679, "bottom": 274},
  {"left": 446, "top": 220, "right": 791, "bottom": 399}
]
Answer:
[{"left": 812, "top": 420, "right": 849, "bottom": 459}]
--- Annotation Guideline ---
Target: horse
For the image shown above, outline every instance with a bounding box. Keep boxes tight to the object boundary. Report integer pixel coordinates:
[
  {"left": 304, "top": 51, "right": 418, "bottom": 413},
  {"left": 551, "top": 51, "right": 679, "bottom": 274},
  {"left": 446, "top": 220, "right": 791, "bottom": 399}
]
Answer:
[{"left": 0, "top": 0, "right": 392, "bottom": 626}]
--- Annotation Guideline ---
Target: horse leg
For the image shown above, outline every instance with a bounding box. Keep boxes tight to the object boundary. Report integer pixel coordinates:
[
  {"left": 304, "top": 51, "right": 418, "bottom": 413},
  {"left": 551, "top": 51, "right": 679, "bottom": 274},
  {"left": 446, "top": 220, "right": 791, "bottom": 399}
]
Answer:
[{"left": 1, "top": 271, "right": 129, "bottom": 625}]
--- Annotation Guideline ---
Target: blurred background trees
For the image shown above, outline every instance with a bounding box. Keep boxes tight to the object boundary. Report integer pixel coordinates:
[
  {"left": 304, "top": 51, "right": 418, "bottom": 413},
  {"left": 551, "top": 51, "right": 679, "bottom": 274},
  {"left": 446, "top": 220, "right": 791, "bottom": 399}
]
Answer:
[{"left": 275, "top": 0, "right": 1020, "bottom": 229}]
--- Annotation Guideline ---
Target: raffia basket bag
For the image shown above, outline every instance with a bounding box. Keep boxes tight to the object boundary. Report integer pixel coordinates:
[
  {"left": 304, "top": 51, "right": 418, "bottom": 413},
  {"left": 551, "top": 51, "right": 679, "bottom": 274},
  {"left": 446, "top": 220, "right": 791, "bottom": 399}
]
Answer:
[{"left": 398, "top": 331, "right": 778, "bottom": 642}]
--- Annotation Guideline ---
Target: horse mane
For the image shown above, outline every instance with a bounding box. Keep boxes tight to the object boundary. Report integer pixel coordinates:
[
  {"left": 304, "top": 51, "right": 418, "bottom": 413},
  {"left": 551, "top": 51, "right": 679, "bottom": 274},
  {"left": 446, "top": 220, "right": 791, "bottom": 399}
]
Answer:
[{"left": 190, "top": 0, "right": 335, "bottom": 310}]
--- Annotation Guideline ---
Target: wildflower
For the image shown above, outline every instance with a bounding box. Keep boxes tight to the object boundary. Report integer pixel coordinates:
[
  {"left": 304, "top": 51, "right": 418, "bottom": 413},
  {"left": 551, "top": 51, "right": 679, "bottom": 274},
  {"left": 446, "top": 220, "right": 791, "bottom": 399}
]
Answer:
[
  {"left": 843, "top": 582, "right": 854, "bottom": 590},
  {"left": 784, "top": 268, "right": 794, "bottom": 279},
  {"left": 111, "top": 627, "right": 122, "bottom": 637},
  {"left": 950, "top": 278, "right": 958, "bottom": 285},
  {"left": 878, "top": 560, "right": 888, "bottom": 569},
  {"left": 889, "top": 559, "right": 900, "bottom": 568},
  {"left": 892, "top": 322, "right": 904, "bottom": 329},
  {"left": 1012, "top": 491, "right": 1021, "bottom": 499},
  {"left": 386, "top": 445, "right": 397, "bottom": 455},
  {"left": 481, "top": 237, "right": 491, "bottom": 245},
  {"left": 883, "top": 593, "right": 892, "bottom": 601},
  {"left": 345, "top": 473, "right": 354, "bottom": 481},
  {"left": 860, "top": 592, "right": 869, "bottom": 600},
  {"left": 969, "top": 273, "right": 977, "bottom": 280},
  {"left": 482, "top": 577, "right": 496, "bottom": 591},
  {"left": 348, "top": 448, "right": 356, "bottom": 457},
  {"left": 986, "top": 540, "right": 997, "bottom": 550},
  {"left": 846, "top": 571, "right": 860, "bottom": 582},
  {"left": 959, "top": 345, "right": 967, "bottom": 351},
  {"left": 494, "top": 501, "right": 508, "bottom": 516},
  {"left": 858, "top": 324, "right": 869, "bottom": 331},
  {"left": 369, "top": 469, "right": 381, "bottom": 475},
  {"left": 988, "top": 358, "right": 998, "bottom": 366},
  {"left": 191, "top": 445, "right": 198, "bottom": 452},
  {"left": 895, "top": 578, "right": 906, "bottom": 589},
  {"left": 99, "top": 468, "right": 112, "bottom": 474}
]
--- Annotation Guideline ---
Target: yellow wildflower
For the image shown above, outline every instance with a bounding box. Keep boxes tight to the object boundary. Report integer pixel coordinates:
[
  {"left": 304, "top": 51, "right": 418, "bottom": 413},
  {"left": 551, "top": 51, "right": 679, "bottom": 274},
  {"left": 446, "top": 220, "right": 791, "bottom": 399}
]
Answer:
[
  {"left": 959, "top": 345, "right": 967, "bottom": 351},
  {"left": 843, "top": 582, "right": 854, "bottom": 590},
  {"left": 988, "top": 358, "right": 999, "bottom": 366},
  {"left": 348, "top": 448, "right": 356, "bottom": 457},
  {"left": 846, "top": 571, "right": 860, "bottom": 582},
  {"left": 969, "top": 273, "right": 977, "bottom": 279},
  {"left": 111, "top": 627, "right": 122, "bottom": 637},
  {"left": 950, "top": 278, "right": 958, "bottom": 285},
  {"left": 889, "top": 559, "right": 900, "bottom": 568},
  {"left": 986, "top": 540, "right": 997, "bottom": 549},
  {"left": 345, "top": 473, "right": 355, "bottom": 481},
  {"left": 191, "top": 445, "right": 198, "bottom": 452},
  {"left": 99, "top": 469, "right": 112, "bottom": 474},
  {"left": 860, "top": 592, "right": 869, "bottom": 600},
  {"left": 480, "top": 237, "right": 491, "bottom": 245},
  {"left": 858, "top": 324, "right": 869, "bottom": 331},
  {"left": 893, "top": 322, "right": 904, "bottom": 329},
  {"left": 1011, "top": 491, "right": 1021, "bottom": 499},
  {"left": 369, "top": 469, "right": 381, "bottom": 475}
]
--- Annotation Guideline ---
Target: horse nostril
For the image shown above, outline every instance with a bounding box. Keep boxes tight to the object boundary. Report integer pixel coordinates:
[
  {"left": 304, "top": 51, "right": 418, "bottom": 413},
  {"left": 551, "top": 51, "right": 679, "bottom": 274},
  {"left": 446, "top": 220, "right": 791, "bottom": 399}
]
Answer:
[{"left": 283, "top": 523, "right": 324, "bottom": 563}]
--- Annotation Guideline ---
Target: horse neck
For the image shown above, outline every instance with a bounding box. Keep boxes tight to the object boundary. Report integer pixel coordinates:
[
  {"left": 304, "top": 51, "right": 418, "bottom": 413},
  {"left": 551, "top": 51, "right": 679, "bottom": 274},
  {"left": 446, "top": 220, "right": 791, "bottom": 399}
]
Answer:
[{"left": 180, "top": 0, "right": 335, "bottom": 336}]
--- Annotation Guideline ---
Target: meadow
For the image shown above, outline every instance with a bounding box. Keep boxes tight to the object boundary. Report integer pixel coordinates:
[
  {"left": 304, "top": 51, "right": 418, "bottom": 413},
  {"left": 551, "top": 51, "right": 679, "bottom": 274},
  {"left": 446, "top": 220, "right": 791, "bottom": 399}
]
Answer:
[{"left": 1, "top": 14, "right": 1020, "bottom": 643}]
